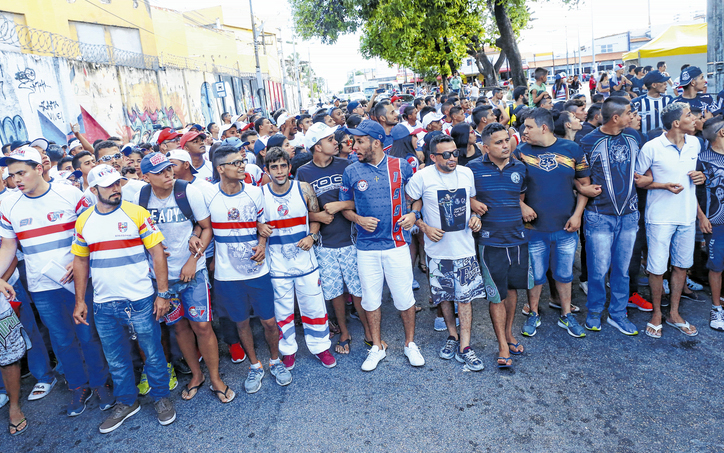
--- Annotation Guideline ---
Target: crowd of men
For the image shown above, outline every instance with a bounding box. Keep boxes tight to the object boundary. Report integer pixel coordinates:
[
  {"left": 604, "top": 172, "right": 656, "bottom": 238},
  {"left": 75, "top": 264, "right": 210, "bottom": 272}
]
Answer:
[{"left": 0, "top": 60, "right": 723, "bottom": 438}]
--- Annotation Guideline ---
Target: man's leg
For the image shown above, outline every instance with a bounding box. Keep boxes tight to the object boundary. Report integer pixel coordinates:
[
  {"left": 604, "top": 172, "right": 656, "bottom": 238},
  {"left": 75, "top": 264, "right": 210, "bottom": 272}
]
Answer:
[
  {"left": 645, "top": 223, "right": 676, "bottom": 333},
  {"left": 608, "top": 212, "right": 638, "bottom": 319},
  {"left": 295, "top": 271, "right": 331, "bottom": 355},
  {"left": 383, "top": 246, "right": 416, "bottom": 346},
  {"left": 584, "top": 212, "right": 614, "bottom": 325},
  {"left": 271, "top": 277, "right": 299, "bottom": 357},
  {"left": 77, "top": 282, "right": 110, "bottom": 388},
  {"left": 339, "top": 245, "right": 373, "bottom": 342},
  {"left": 236, "top": 319, "right": 259, "bottom": 364},
  {"left": 94, "top": 302, "right": 137, "bottom": 407},
  {"left": 357, "top": 249, "right": 385, "bottom": 349},
  {"left": 668, "top": 266, "right": 688, "bottom": 323},
  {"left": 551, "top": 230, "right": 578, "bottom": 316},
  {"left": 490, "top": 300, "right": 510, "bottom": 364},
  {"left": 526, "top": 232, "right": 550, "bottom": 316},
  {"left": 667, "top": 224, "right": 697, "bottom": 333},
  {"left": 130, "top": 297, "right": 170, "bottom": 403},
  {"left": 15, "top": 286, "right": 54, "bottom": 392},
  {"left": 440, "top": 301, "right": 458, "bottom": 340},
  {"left": 457, "top": 302, "right": 472, "bottom": 350},
  {"left": 711, "top": 270, "right": 722, "bottom": 308},
  {"left": 0, "top": 363, "right": 25, "bottom": 434},
  {"left": 315, "top": 246, "right": 350, "bottom": 353}
]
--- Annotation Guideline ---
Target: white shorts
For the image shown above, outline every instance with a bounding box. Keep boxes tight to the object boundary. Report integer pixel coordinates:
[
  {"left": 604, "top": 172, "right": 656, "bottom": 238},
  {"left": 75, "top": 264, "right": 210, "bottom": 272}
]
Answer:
[
  {"left": 357, "top": 245, "right": 415, "bottom": 312},
  {"left": 645, "top": 222, "right": 695, "bottom": 275}
]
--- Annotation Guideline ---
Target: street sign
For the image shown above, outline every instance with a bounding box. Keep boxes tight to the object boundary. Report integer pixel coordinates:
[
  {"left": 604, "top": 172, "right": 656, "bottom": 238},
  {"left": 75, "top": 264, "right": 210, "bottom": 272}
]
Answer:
[{"left": 215, "top": 82, "right": 227, "bottom": 98}]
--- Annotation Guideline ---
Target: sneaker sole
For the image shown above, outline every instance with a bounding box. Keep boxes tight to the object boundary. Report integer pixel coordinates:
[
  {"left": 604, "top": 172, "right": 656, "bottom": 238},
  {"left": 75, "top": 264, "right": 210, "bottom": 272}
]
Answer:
[
  {"left": 710, "top": 324, "right": 724, "bottom": 332},
  {"left": 361, "top": 355, "right": 386, "bottom": 372},
  {"left": 99, "top": 404, "right": 141, "bottom": 434},
  {"left": 230, "top": 357, "right": 246, "bottom": 364},
  {"left": 606, "top": 318, "right": 638, "bottom": 336},
  {"left": 557, "top": 320, "right": 586, "bottom": 338},
  {"left": 138, "top": 387, "right": 150, "bottom": 396},
  {"left": 274, "top": 375, "right": 292, "bottom": 387},
  {"left": 284, "top": 363, "right": 295, "bottom": 371},
  {"left": 454, "top": 354, "right": 484, "bottom": 371},
  {"left": 439, "top": 352, "right": 455, "bottom": 360},
  {"left": 169, "top": 381, "right": 178, "bottom": 391},
  {"left": 584, "top": 324, "right": 601, "bottom": 331},
  {"left": 158, "top": 411, "right": 176, "bottom": 426},
  {"left": 318, "top": 359, "right": 337, "bottom": 369},
  {"left": 68, "top": 392, "right": 93, "bottom": 417},
  {"left": 627, "top": 303, "right": 653, "bottom": 312}
]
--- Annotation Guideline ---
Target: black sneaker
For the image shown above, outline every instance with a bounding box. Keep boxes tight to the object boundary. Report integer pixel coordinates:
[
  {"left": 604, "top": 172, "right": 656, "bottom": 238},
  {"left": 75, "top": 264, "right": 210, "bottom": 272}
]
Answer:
[
  {"left": 173, "top": 358, "right": 192, "bottom": 375},
  {"left": 154, "top": 397, "right": 176, "bottom": 426},
  {"left": 95, "top": 381, "right": 116, "bottom": 411},
  {"left": 681, "top": 291, "right": 705, "bottom": 302},
  {"left": 67, "top": 387, "right": 93, "bottom": 417},
  {"left": 99, "top": 400, "right": 141, "bottom": 434}
]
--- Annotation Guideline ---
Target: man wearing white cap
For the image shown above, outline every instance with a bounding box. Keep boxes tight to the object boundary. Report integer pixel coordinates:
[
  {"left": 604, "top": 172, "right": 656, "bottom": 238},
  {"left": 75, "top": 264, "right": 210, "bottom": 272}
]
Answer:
[
  {"left": 422, "top": 112, "right": 444, "bottom": 133},
  {"left": 219, "top": 123, "right": 238, "bottom": 141},
  {"left": 181, "top": 130, "right": 214, "bottom": 183},
  {"left": 72, "top": 164, "right": 175, "bottom": 433},
  {"left": 0, "top": 146, "right": 112, "bottom": 417}
]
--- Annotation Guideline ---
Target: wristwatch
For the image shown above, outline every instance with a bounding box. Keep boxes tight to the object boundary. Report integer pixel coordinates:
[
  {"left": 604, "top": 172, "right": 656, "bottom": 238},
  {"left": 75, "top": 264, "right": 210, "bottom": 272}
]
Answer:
[
  {"left": 412, "top": 209, "right": 422, "bottom": 220},
  {"left": 157, "top": 291, "right": 173, "bottom": 300},
  {"left": 310, "top": 232, "right": 320, "bottom": 242}
]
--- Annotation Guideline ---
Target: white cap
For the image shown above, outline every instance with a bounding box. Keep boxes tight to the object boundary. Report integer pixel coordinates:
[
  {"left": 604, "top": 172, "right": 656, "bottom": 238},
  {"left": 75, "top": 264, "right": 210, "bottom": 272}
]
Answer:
[
  {"left": 87, "top": 164, "right": 121, "bottom": 188},
  {"left": 422, "top": 112, "right": 444, "bottom": 129},
  {"left": 2, "top": 169, "right": 8, "bottom": 180},
  {"left": 166, "top": 150, "right": 198, "bottom": 174},
  {"left": 29, "top": 138, "right": 49, "bottom": 151},
  {"left": 68, "top": 139, "right": 82, "bottom": 151},
  {"left": 276, "top": 111, "right": 291, "bottom": 126},
  {"left": 220, "top": 123, "right": 236, "bottom": 135},
  {"left": 304, "top": 122, "right": 338, "bottom": 150},
  {"left": 0, "top": 146, "right": 43, "bottom": 166}
]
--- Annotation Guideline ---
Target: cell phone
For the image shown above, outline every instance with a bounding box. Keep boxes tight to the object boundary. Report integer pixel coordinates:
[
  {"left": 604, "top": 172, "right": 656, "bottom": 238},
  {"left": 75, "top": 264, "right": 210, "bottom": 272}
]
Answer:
[
  {"left": 376, "top": 89, "right": 384, "bottom": 94},
  {"left": 253, "top": 107, "right": 262, "bottom": 113}
]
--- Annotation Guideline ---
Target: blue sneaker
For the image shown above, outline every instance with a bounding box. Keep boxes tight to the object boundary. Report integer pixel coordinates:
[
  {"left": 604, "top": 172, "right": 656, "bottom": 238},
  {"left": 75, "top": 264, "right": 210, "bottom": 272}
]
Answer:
[
  {"left": 607, "top": 316, "right": 639, "bottom": 335},
  {"left": 412, "top": 279, "right": 420, "bottom": 290},
  {"left": 585, "top": 312, "right": 602, "bottom": 331},
  {"left": 439, "top": 336, "right": 459, "bottom": 360},
  {"left": 67, "top": 386, "right": 93, "bottom": 417},
  {"left": 455, "top": 347, "right": 484, "bottom": 371},
  {"left": 557, "top": 313, "right": 586, "bottom": 338},
  {"left": 521, "top": 313, "right": 541, "bottom": 337}
]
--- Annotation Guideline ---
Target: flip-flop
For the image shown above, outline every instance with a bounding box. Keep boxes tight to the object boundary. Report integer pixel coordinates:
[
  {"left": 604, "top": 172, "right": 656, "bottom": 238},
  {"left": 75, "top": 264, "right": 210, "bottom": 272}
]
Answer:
[
  {"left": 665, "top": 319, "right": 698, "bottom": 337},
  {"left": 507, "top": 343, "right": 524, "bottom": 355},
  {"left": 181, "top": 379, "right": 205, "bottom": 401},
  {"left": 645, "top": 323, "right": 662, "bottom": 339},
  {"left": 9, "top": 418, "right": 28, "bottom": 436},
  {"left": 210, "top": 385, "right": 236, "bottom": 404},
  {"left": 497, "top": 357, "right": 512, "bottom": 369},
  {"left": 335, "top": 338, "right": 351, "bottom": 354}
]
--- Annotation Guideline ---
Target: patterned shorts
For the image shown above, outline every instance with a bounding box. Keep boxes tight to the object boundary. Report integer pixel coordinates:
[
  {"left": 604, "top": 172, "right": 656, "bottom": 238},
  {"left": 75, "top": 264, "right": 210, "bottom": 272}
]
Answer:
[
  {"left": 0, "top": 306, "right": 30, "bottom": 367},
  {"left": 426, "top": 255, "right": 485, "bottom": 305},
  {"left": 314, "top": 245, "right": 363, "bottom": 300}
]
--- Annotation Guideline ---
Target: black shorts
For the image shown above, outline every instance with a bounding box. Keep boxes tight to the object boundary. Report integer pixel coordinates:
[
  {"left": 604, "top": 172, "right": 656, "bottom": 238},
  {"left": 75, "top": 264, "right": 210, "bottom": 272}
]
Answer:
[{"left": 478, "top": 244, "right": 533, "bottom": 303}]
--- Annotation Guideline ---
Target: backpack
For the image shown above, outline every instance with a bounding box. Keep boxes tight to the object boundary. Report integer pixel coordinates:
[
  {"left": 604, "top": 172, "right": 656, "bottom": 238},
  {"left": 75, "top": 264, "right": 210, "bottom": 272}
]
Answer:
[{"left": 137, "top": 179, "right": 195, "bottom": 223}]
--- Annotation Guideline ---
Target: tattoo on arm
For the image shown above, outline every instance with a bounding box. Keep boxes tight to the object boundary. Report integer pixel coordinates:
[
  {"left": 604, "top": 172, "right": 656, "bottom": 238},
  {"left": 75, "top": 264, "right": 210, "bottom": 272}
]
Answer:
[
  {"left": 301, "top": 182, "right": 320, "bottom": 213},
  {"left": 405, "top": 193, "right": 415, "bottom": 212}
]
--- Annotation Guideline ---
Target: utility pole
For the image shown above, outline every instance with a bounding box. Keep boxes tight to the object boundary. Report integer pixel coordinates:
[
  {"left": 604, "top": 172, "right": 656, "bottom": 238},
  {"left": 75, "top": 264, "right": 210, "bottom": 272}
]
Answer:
[
  {"left": 307, "top": 47, "right": 312, "bottom": 103},
  {"left": 249, "top": 0, "right": 267, "bottom": 116},
  {"left": 565, "top": 26, "right": 569, "bottom": 75},
  {"left": 277, "top": 28, "right": 289, "bottom": 110},
  {"left": 590, "top": 0, "right": 596, "bottom": 75},
  {"left": 292, "top": 37, "right": 303, "bottom": 110},
  {"left": 708, "top": 0, "right": 724, "bottom": 94}
]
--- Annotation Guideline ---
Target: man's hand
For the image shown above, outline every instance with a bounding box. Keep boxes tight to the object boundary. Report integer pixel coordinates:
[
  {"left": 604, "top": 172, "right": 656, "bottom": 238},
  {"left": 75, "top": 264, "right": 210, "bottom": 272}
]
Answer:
[
  {"left": 60, "top": 262, "right": 74, "bottom": 284},
  {"left": 315, "top": 211, "right": 334, "bottom": 225},
  {"left": 257, "top": 223, "right": 274, "bottom": 238},
  {"left": 153, "top": 296, "right": 170, "bottom": 322},
  {"left": 397, "top": 213, "right": 417, "bottom": 230},
  {"left": 0, "top": 279, "right": 15, "bottom": 300},
  {"left": 188, "top": 236, "right": 204, "bottom": 257},
  {"left": 521, "top": 202, "right": 537, "bottom": 223},
  {"left": 688, "top": 170, "right": 706, "bottom": 185},
  {"left": 73, "top": 301, "right": 89, "bottom": 326},
  {"left": 664, "top": 182, "right": 684, "bottom": 194},
  {"left": 700, "top": 215, "right": 713, "bottom": 234},
  {"left": 578, "top": 184, "right": 603, "bottom": 198},
  {"left": 564, "top": 214, "right": 582, "bottom": 232},
  {"left": 297, "top": 235, "right": 314, "bottom": 251},
  {"left": 251, "top": 244, "right": 265, "bottom": 262},
  {"left": 634, "top": 172, "right": 652, "bottom": 188},
  {"left": 179, "top": 260, "right": 196, "bottom": 283},
  {"left": 358, "top": 216, "right": 379, "bottom": 233},
  {"left": 424, "top": 226, "right": 445, "bottom": 242},
  {"left": 324, "top": 201, "right": 347, "bottom": 215},
  {"left": 69, "top": 122, "right": 80, "bottom": 134},
  {"left": 470, "top": 198, "right": 488, "bottom": 216},
  {"left": 469, "top": 216, "right": 482, "bottom": 233}
]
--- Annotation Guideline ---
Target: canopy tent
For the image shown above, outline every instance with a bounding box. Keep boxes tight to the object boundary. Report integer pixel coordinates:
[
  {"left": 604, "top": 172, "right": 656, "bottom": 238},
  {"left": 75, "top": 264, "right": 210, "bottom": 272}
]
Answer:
[{"left": 623, "top": 23, "right": 707, "bottom": 61}]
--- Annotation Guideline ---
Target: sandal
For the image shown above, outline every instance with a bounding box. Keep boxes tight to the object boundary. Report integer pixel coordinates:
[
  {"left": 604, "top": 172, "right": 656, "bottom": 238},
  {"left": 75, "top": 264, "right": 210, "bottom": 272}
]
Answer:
[
  {"left": 665, "top": 319, "right": 698, "bottom": 337},
  {"left": 210, "top": 384, "right": 235, "bottom": 404},
  {"left": 28, "top": 377, "right": 57, "bottom": 401},
  {"left": 9, "top": 417, "right": 28, "bottom": 436},
  {"left": 415, "top": 305, "right": 422, "bottom": 313},
  {"left": 645, "top": 323, "right": 662, "bottom": 339},
  {"left": 181, "top": 379, "right": 205, "bottom": 401},
  {"left": 507, "top": 342, "right": 524, "bottom": 355},
  {"left": 497, "top": 356, "right": 512, "bottom": 369},
  {"left": 418, "top": 262, "right": 429, "bottom": 274},
  {"left": 335, "top": 338, "right": 351, "bottom": 354},
  {"left": 329, "top": 321, "right": 341, "bottom": 338}
]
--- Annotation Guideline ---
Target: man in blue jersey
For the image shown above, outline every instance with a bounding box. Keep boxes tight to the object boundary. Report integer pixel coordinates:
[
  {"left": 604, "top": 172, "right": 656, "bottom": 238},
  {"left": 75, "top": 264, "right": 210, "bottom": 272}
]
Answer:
[
  {"left": 674, "top": 66, "right": 717, "bottom": 115},
  {"left": 580, "top": 97, "right": 651, "bottom": 335},
  {"left": 632, "top": 71, "right": 673, "bottom": 135},
  {"left": 341, "top": 120, "right": 425, "bottom": 371}
]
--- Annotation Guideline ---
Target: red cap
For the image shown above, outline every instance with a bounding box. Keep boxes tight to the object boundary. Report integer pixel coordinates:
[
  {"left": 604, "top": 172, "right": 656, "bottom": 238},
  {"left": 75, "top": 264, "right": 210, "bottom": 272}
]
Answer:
[
  {"left": 239, "top": 122, "right": 254, "bottom": 132},
  {"left": 157, "top": 128, "right": 182, "bottom": 145},
  {"left": 179, "top": 130, "right": 206, "bottom": 149},
  {"left": 390, "top": 95, "right": 402, "bottom": 102},
  {"left": 615, "top": 64, "right": 624, "bottom": 70},
  {"left": 410, "top": 127, "right": 426, "bottom": 135}
]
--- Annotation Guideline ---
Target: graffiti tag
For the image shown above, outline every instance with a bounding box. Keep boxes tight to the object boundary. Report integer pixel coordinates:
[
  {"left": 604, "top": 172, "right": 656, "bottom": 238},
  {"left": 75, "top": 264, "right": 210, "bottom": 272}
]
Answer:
[
  {"left": 0, "top": 115, "right": 29, "bottom": 146},
  {"left": 15, "top": 68, "right": 49, "bottom": 93}
]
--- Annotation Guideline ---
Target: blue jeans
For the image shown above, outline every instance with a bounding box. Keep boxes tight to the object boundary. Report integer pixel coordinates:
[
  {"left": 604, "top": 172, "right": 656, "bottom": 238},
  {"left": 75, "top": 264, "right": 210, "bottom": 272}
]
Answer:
[
  {"left": 585, "top": 210, "right": 639, "bottom": 319},
  {"left": 528, "top": 229, "right": 579, "bottom": 285},
  {"left": 93, "top": 295, "right": 169, "bottom": 405},
  {"left": 0, "top": 280, "right": 55, "bottom": 394},
  {"left": 32, "top": 287, "right": 108, "bottom": 389}
]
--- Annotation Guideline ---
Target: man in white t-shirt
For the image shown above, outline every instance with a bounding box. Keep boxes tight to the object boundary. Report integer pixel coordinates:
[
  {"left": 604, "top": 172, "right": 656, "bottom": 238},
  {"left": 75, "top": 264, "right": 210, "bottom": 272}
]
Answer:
[
  {"left": 135, "top": 152, "right": 234, "bottom": 404},
  {"left": 405, "top": 134, "right": 485, "bottom": 371},
  {"left": 182, "top": 130, "right": 214, "bottom": 183},
  {"left": 635, "top": 102, "right": 706, "bottom": 338}
]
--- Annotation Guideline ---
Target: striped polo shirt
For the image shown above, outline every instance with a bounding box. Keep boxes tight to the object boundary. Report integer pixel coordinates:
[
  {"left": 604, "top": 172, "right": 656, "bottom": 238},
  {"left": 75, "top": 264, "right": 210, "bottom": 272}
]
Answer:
[
  {"left": 0, "top": 183, "right": 88, "bottom": 293},
  {"left": 632, "top": 94, "right": 672, "bottom": 135},
  {"left": 72, "top": 201, "right": 164, "bottom": 303},
  {"left": 467, "top": 154, "right": 528, "bottom": 247}
]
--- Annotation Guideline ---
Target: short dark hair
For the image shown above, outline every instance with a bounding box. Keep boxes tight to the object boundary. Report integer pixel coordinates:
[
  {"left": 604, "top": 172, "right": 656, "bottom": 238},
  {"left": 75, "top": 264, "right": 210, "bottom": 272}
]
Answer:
[
  {"left": 221, "top": 112, "right": 230, "bottom": 120},
  {"left": 591, "top": 94, "right": 605, "bottom": 104},
  {"left": 472, "top": 105, "right": 493, "bottom": 125},
  {"left": 46, "top": 144, "right": 65, "bottom": 163},
  {"left": 492, "top": 87, "right": 502, "bottom": 96},
  {"left": 296, "top": 114, "right": 311, "bottom": 128},
  {"left": 346, "top": 114, "right": 363, "bottom": 129},
  {"left": 206, "top": 122, "right": 216, "bottom": 133},
  {"left": 1, "top": 144, "right": 10, "bottom": 155},
  {"left": 211, "top": 145, "right": 240, "bottom": 181},
  {"left": 554, "top": 111, "right": 575, "bottom": 137},
  {"left": 534, "top": 67, "right": 548, "bottom": 78},
  {"left": 586, "top": 104, "right": 602, "bottom": 122},
  {"left": 312, "top": 113, "right": 328, "bottom": 124},
  {"left": 635, "top": 66, "right": 644, "bottom": 76},
  {"left": 628, "top": 64, "right": 636, "bottom": 72},
  {"left": 121, "top": 166, "right": 137, "bottom": 176},
  {"left": 403, "top": 106, "right": 416, "bottom": 121},
  {"left": 481, "top": 122, "right": 507, "bottom": 145},
  {"left": 57, "top": 156, "right": 73, "bottom": 171},
  {"left": 93, "top": 140, "right": 119, "bottom": 160},
  {"left": 418, "top": 106, "right": 436, "bottom": 120},
  {"left": 703, "top": 116, "right": 724, "bottom": 143},
  {"left": 265, "top": 147, "right": 291, "bottom": 168},
  {"left": 371, "top": 102, "right": 389, "bottom": 121},
  {"left": 254, "top": 117, "right": 268, "bottom": 131},
  {"left": 643, "top": 65, "right": 652, "bottom": 73},
  {"left": 601, "top": 97, "right": 631, "bottom": 124},
  {"left": 563, "top": 98, "right": 585, "bottom": 113},
  {"left": 429, "top": 134, "right": 455, "bottom": 156},
  {"left": 526, "top": 108, "right": 555, "bottom": 132},
  {"left": 413, "top": 98, "right": 424, "bottom": 109},
  {"left": 657, "top": 61, "right": 666, "bottom": 69},
  {"left": 441, "top": 101, "right": 454, "bottom": 116},
  {"left": 513, "top": 86, "right": 527, "bottom": 103},
  {"left": 661, "top": 102, "right": 688, "bottom": 130},
  {"left": 449, "top": 106, "right": 463, "bottom": 117},
  {"left": 241, "top": 130, "right": 258, "bottom": 142},
  {"left": 71, "top": 150, "right": 93, "bottom": 170}
]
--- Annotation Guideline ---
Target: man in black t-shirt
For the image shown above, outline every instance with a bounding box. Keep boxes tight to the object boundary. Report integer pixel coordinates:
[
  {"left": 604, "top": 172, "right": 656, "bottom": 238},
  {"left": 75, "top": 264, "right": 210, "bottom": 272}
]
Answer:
[{"left": 296, "top": 123, "right": 374, "bottom": 355}]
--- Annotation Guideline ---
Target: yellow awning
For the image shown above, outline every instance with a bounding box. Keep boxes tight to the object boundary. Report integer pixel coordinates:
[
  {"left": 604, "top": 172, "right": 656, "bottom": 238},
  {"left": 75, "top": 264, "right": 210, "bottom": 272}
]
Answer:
[{"left": 623, "top": 23, "right": 707, "bottom": 61}]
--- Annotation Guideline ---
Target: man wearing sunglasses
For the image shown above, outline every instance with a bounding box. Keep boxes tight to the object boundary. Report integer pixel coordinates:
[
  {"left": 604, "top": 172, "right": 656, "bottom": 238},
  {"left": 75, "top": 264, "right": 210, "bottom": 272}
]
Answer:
[
  {"left": 405, "top": 134, "right": 485, "bottom": 371},
  {"left": 79, "top": 141, "right": 147, "bottom": 207},
  {"left": 157, "top": 128, "right": 181, "bottom": 154}
]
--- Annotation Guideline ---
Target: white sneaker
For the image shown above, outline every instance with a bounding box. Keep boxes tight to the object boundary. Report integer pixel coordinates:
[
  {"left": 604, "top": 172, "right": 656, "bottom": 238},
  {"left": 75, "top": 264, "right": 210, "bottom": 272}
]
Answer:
[
  {"left": 663, "top": 279, "right": 670, "bottom": 295},
  {"left": 686, "top": 277, "right": 703, "bottom": 292},
  {"left": 433, "top": 317, "right": 446, "bottom": 331},
  {"left": 361, "top": 345, "right": 387, "bottom": 371},
  {"left": 710, "top": 308, "right": 724, "bottom": 331},
  {"left": 579, "top": 281, "right": 588, "bottom": 295},
  {"left": 0, "top": 393, "right": 7, "bottom": 409},
  {"left": 404, "top": 342, "right": 425, "bottom": 367}
]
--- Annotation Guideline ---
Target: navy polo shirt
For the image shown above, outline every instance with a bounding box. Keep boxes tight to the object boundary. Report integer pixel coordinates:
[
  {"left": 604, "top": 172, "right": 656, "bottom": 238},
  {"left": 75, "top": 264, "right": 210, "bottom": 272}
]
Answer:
[{"left": 468, "top": 154, "right": 528, "bottom": 247}]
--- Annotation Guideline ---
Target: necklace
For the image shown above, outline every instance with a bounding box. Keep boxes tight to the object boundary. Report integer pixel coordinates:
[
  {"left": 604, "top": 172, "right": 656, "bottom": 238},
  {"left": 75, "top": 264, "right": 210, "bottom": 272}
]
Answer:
[{"left": 434, "top": 167, "right": 459, "bottom": 193}]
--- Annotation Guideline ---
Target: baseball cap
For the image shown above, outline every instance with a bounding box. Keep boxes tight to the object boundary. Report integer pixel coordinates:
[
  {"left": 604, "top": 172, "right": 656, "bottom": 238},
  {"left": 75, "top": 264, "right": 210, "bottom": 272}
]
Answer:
[
  {"left": 221, "top": 137, "right": 246, "bottom": 151},
  {"left": 615, "top": 64, "right": 624, "bottom": 71},
  {"left": 166, "top": 149, "right": 198, "bottom": 174},
  {"left": 140, "top": 152, "right": 176, "bottom": 175},
  {"left": 423, "top": 130, "right": 443, "bottom": 147},
  {"left": 121, "top": 144, "right": 141, "bottom": 156},
  {"left": 58, "top": 169, "right": 83, "bottom": 180},
  {"left": 9, "top": 140, "right": 29, "bottom": 151},
  {"left": 276, "top": 111, "right": 291, "bottom": 126},
  {"left": 253, "top": 136, "right": 269, "bottom": 154},
  {"left": 642, "top": 70, "right": 670, "bottom": 85},
  {"left": 346, "top": 120, "right": 385, "bottom": 143},
  {"left": 157, "top": 128, "right": 181, "bottom": 145},
  {"left": 2, "top": 169, "right": 8, "bottom": 180},
  {"left": 347, "top": 101, "right": 360, "bottom": 113},
  {"left": 179, "top": 130, "right": 206, "bottom": 149},
  {"left": 0, "top": 145, "right": 43, "bottom": 166},
  {"left": 267, "top": 134, "right": 288, "bottom": 149},
  {"left": 219, "top": 123, "right": 237, "bottom": 136},
  {"left": 679, "top": 66, "right": 703, "bottom": 86},
  {"left": 391, "top": 124, "right": 413, "bottom": 142},
  {"left": 87, "top": 164, "right": 122, "bottom": 188},
  {"left": 390, "top": 95, "right": 402, "bottom": 103},
  {"left": 190, "top": 124, "right": 204, "bottom": 132},
  {"left": 68, "top": 139, "right": 82, "bottom": 152},
  {"left": 422, "top": 112, "right": 444, "bottom": 129},
  {"left": 29, "top": 138, "right": 49, "bottom": 151},
  {"left": 304, "top": 123, "right": 338, "bottom": 149}
]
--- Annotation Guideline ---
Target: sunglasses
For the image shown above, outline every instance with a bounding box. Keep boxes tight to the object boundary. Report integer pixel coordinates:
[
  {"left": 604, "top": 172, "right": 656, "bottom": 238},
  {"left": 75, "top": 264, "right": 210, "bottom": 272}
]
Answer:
[
  {"left": 432, "top": 150, "right": 460, "bottom": 159},
  {"left": 345, "top": 139, "right": 355, "bottom": 146},
  {"left": 98, "top": 153, "right": 122, "bottom": 162},
  {"left": 164, "top": 137, "right": 181, "bottom": 144},
  {"left": 220, "top": 159, "right": 248, "bottom": 168}
]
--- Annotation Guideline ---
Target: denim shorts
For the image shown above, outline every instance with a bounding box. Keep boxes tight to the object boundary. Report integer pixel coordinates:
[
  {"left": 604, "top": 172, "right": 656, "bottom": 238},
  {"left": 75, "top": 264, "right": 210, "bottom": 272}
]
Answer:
[
  {"left": 705, "top": 226, "right": 724, "bottom": 272},
  {"left": 528, "top": 229, "right": 579, "bottom": 285},
  {"left": 214, "top": 273, "right": 276, "bottom": 323},
  {"left": 314, "top": 245, "right": 362, "bottom": 300},
  {"left": 163, "top": 270, "right": 212, "bottom": 325},
  {"left": 645, "top": 223, "right": 695, "bottom": 275}
]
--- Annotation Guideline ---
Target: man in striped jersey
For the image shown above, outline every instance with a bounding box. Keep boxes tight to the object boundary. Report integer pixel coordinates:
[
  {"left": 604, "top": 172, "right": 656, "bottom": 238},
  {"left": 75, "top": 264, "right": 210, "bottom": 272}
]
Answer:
[
  {"left": 631, "top": 71, "right": 672, "bottom": 135},
  {"left": 72, "top": 165, "right": 175, "bottom": 433},
  {"left": 0, "top": 146, "right": 112, "bottom": 417}
]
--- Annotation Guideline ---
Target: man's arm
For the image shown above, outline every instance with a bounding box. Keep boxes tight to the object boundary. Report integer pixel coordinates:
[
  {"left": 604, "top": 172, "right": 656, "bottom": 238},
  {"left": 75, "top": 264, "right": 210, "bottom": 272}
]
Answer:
[
  {"left": 298, "top": 182, "right": 320, "bottom": 250},
  {"left": 0, "top": 237, "right": 18, "bottom": 279},
  {"left": 181, "top": 217, "right": 211, "bottom": 282},
  {"left": 69, "top": 123, "right": 94, "bottom": 152},
  {"left": 72, "top": 254, "right": 90, "bottom": 325},
  {"left": 398, "top": 195, "right": 421, "bottom": 230},
  {"left": 148, "top": 243, "right": 170, "bottom": 321}
]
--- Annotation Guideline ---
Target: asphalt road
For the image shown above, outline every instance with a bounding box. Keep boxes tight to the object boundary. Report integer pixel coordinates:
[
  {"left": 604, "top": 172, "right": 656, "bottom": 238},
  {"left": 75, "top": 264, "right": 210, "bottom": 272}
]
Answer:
[{"left": 3, "top": 256, "right": 724, "bottom": 453}]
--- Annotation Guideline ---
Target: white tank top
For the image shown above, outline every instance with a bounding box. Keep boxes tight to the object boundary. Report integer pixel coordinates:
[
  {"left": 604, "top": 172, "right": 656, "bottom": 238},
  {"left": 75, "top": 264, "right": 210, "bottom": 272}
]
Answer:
[{"left": 262, "top": 181, "right": 318, "bottom": 277}]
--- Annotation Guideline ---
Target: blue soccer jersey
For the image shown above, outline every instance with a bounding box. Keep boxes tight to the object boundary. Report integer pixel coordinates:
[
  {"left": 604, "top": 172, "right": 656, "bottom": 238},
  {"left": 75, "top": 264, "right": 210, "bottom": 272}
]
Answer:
[{"left": 340, "top": 155, "right": 413, "bottom": 251}]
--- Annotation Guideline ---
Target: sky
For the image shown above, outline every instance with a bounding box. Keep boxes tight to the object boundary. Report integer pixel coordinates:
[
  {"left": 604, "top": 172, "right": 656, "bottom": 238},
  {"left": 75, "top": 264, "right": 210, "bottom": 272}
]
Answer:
[{"left": 150, "top": 0, "right": 707, "bottom": 91}]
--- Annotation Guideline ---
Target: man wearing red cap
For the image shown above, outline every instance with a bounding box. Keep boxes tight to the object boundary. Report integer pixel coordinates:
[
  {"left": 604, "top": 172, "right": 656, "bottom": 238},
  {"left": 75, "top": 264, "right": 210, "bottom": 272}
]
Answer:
[
  {"left": 181, "top": 130, "right": 213, "bottom": 183},
  {"left": 157, "top": 128, "right": 181, "bottom": 154},
  {"left": 612, "top": 64, "right": 632, "bottom": 93},
  {"left": 390, "top": 96, "right": 403, "bottom": 113}
]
